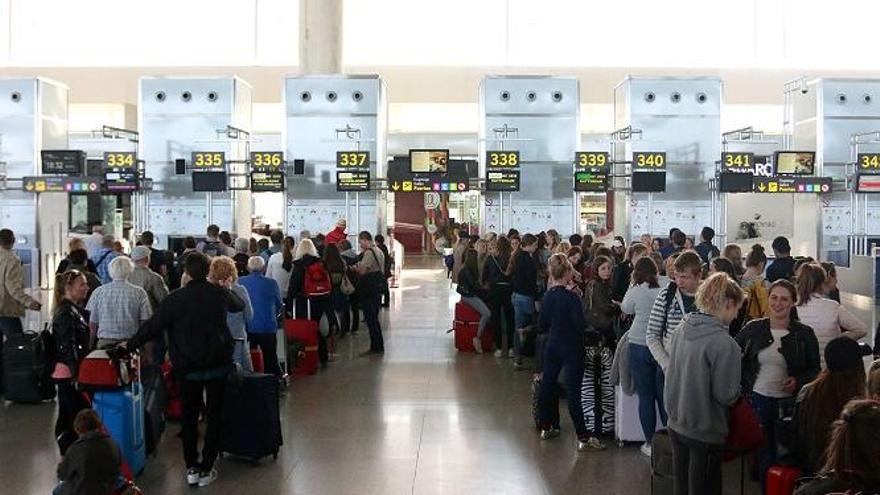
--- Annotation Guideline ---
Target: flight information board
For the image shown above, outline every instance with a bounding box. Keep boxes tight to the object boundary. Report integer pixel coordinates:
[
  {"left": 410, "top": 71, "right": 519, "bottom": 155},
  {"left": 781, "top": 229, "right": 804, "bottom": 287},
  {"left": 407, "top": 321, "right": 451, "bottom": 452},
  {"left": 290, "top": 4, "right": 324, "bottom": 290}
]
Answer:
[
  {"left": 753, "top": 176, "right": 832, "bottom": 194},
  {"left": 41, "top": 150, "right": 85, "bottom": 175},
  {"left": 574, "top": 170, "right": 608, "bottom": 192},
  {"left": 336, "top": 171, "right": 370, "bottom": 192},
  {"left": 250, "top": 171, "right": 285, "bottom": 192},
  {"left": 105, "top": 171, "right": 139, "bottom": 192},
  {"left": 486, "top": 170, "right": 520, "bottom": 191}
]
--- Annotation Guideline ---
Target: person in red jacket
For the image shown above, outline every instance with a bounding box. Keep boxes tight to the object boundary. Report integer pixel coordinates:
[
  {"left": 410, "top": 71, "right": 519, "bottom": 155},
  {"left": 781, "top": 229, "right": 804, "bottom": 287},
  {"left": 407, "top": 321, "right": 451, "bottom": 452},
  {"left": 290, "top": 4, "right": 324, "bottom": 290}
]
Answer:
[{"left": 325, "top": 219, "right": 348, "bottom": 246}]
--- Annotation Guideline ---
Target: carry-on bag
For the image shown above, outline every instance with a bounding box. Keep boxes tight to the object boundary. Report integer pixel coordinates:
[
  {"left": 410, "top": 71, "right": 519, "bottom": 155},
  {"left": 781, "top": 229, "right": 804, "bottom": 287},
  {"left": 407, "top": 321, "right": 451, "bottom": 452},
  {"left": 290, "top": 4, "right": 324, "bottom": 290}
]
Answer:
[
  {"left": 93, "top": 353, "right": 146, "bottom": 476},
  {"left": 581, "top": 344, "right": 615, "bottom": 436},
  {"left": 221, "top": 373, "right": 282, "bottom": 460},
  {"left": 2, "top": 330, "right": 55, "bottom": 404},
  {"left": 614, "top": 385, "right": 664, "bottom": 445},
  {"left": 451, "top": 301, "right": 494, "bottom": 352},
  {"left": 766, "top": 465, "right": 801, "bottom": 495},
  {"left": 651, "top": 430, "right": 674, "bottom": 495},
  {"left": 284, "top": 299, "right": 319, "bottom": 376},
  {"left": 77, "top": 348, "right": 133, "bottom": 391},
  {"left": 140, "top": 364, "right": 166, "bottom": 456}
]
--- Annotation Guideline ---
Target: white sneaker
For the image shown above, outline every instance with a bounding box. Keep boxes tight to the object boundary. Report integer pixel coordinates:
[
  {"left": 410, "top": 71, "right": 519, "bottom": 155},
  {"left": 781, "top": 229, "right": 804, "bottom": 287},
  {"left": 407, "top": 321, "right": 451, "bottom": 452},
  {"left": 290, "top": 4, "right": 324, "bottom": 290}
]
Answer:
[
  {"left": 198, "top": 469, "right": 218, "bottom": 487},
  {"left": 472, "top": 337, "right": 483, "bottom": 354},
  {"left": 494, "top": 349, "right": 504, "bottom": 358},
  {"left": 640, "top": 442, "right": 652, "bottom": 457},
  {"left": 508, "top": 349, "right": 515, "bottom": 358},
  {"left": 186, "top": 468, "right": 200, "bottom": 486},
  {"left": 540, "top": 428, "right": 560, "bottom": 440}
]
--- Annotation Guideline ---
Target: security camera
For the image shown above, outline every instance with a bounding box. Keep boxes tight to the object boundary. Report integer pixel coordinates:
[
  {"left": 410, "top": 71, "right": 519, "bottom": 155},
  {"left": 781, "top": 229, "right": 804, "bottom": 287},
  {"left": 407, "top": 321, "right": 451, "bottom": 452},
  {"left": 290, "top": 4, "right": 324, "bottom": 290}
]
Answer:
[{"left": 800, "top": 88, "right": 808, "bottom": 95}]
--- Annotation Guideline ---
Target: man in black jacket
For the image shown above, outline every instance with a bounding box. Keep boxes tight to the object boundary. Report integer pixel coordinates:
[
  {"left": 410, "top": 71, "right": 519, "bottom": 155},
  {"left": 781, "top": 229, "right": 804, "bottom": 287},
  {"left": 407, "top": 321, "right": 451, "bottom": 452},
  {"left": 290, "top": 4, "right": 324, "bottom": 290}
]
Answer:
[
  {"left": 127, "top": 252, "right": 244, "bottom": 488},
  {"left": 766, "top": 236, "right": 795, "bottom": 283}
]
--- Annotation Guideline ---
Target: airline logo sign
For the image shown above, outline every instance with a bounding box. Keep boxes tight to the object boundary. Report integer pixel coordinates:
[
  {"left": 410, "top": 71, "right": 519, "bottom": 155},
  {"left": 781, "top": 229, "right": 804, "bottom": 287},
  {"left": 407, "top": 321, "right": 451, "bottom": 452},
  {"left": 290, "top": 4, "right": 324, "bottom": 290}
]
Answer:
[{"left": 753, "top": 177, "right": 832, "bottom": 194}]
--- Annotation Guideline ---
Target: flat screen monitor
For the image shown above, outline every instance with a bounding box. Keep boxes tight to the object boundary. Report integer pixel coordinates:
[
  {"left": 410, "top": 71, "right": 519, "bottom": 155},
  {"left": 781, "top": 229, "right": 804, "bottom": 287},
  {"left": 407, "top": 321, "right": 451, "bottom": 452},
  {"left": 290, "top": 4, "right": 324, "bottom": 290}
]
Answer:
[
  {"left": 409, "top": 149, "right": 449, "bottom": 174},
  {"left": 856, "top": 174, "right": 880, "bottom": 193},
  {"left": 192, "top": 171, "right": 227, "bottom": 192},
  {"left": 774, "top": 151, "right": 815, "bottom": 176},
  {"left": 631, "top": 171, "right": 666, "bottom": 192},
  {"left": 719, "top": 172, "right": 754, "bottom": 193}
]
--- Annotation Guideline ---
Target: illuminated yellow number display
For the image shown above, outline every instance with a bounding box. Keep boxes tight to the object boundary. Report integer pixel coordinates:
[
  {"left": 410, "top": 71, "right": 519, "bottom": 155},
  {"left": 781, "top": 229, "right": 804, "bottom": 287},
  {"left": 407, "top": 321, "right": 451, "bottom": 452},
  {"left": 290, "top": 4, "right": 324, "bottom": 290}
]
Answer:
[
  {"left": 336, "top": 151, "right": 370, "bottom": 168},
  {"left": 575, "top": 152, "right": 608, "bottom": 168},
  {"left": 858, "top": 153, "right": 880, "bottom": 171},
  {"left": 103, "top": 152, "right": 136, "bottom": 169},
  {"left": 250, "top": 152, "right": 284, "bottom": 169},
  {"left": 722, "top": 152, "right": 753, "bottom": 170},
  {"left": 487, "top": 151, "right": 520, "bottom": 168},
  {"left": 634, "top": 152, "right": 666, "bottom": 169},
  {"left": 192, "top": 152, "right": 226, "bottom": 169}
]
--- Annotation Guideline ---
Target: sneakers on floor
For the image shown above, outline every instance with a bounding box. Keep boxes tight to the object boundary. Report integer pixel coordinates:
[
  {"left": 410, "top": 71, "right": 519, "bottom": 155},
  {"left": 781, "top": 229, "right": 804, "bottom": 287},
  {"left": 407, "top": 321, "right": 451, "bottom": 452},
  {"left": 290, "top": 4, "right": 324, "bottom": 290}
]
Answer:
[
  {"left": 508, "top": 349, "right": 516, "bottom": 358},
  {"left": 540, "top": 428, "right": 561, "bottom": 440},
  {"left": 186, "top": 468, "right": 200, "bottom": 486},
  {"left": 640, "top": 442, "right": 652, "bottom": 457},
  {"left": 494, "top": 349, "right": 504, "bottom": 358},
  {"left": 472, "top": 337, "right": 483, "bottom": 353},
  {"left": 578, "top": 437, "right": 607, "bottom": 451},
  {"left": 198, "top": 469, "right": 218, "bottom": 487}
]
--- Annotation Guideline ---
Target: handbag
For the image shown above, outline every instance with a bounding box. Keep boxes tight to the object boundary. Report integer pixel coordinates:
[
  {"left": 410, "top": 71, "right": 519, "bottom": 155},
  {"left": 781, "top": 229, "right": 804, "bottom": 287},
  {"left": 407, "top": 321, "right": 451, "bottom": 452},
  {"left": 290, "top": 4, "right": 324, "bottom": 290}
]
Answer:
[
  {"left": 340, "top": 272, "right": 356, "bottom": 296},
  {"left": 357, "top": 249, "right": 386, "bottom": 297},
  {"left": 723, "top": 395, "right": 766, "bottom": 461}
]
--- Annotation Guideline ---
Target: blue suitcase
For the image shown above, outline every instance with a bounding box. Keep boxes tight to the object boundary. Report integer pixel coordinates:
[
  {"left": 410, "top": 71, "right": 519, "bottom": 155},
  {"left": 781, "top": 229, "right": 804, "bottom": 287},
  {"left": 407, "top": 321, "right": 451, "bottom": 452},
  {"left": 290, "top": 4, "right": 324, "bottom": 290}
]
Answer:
[{"left": 93, "top": 380, "right": 146, "bottom": 476}]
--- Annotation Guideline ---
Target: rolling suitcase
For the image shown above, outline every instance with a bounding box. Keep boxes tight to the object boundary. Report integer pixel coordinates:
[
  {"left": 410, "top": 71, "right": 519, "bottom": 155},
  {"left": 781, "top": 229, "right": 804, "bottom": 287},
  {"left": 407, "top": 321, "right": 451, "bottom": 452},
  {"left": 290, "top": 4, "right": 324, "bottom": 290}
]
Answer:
[
  {"left": 93, "top": 367, "right": 146, "bottom": 476},
  {"left": 221, "top": 373, "right": 282, "bottom": 460},
  {"left": 452, "top": 301, "right": 493, "bottom": 352},
  {"left": 284, "top": 300, "right": 319, "bottom": 376},
  {"left": 2, "top": 331, "right": 55, "bottom": 404},
  {"left": 581, "top": 345, "right": 615, "bottom": 436},
  {"left": 766, "top": 465, "right": 801, "bottom": 495},
  {"left": 651, "top": 430, "right": 674, "bottom": 495},
  {"left": 140, "top": 364, "right": 166, "bottom": 456},
  {"left": 614, "top": 386, "right": 664, "bottom": 445}
]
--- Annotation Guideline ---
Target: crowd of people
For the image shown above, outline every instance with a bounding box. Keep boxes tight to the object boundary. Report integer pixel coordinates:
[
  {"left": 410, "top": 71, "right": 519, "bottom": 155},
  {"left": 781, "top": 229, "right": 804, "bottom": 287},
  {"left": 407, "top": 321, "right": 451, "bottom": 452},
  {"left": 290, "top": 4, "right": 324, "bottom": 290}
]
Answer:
[
  {"left": 0, "top": 219, "right": 395, "bottom": 490},
  {"left": 449, "top": 225, "right": 880, "bottom": 495}
]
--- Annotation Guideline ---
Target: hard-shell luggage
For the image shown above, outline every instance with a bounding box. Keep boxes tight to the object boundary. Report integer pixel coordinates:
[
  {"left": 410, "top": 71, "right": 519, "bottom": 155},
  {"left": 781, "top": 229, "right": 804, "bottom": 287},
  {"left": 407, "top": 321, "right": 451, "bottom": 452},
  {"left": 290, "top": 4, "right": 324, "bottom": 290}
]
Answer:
[
  {"left": 221, "top": 373, "right": 282, "bottom": 460},
  {"left": 581, "top": 345, "right": 615, "bottom": 436},
  {"left": 766, "top": 465, "right": 801, "bottom": 495},
  {"left": 651, "top": 430, "right": 674, "bottom": 495},
  {"left": 452, "top": 301, "right": 493, "bottom": 352},
  {"left": 93, "top": 379, "right": 146, "bottom": 475},
  {"left": 140, "top": 364, "right": 166, "bottom": 456},
  {"left": 250, "top": 347, "right": 265, "bottom": 374},
  {"left": 284, "top": 300, "right": 319, "bottom": 376},
  {"left": 2, "top": 331, "right": 55, "bottom": 404},
  {"left": 614, "top": 386, "right": 664, "bottom": 445}
]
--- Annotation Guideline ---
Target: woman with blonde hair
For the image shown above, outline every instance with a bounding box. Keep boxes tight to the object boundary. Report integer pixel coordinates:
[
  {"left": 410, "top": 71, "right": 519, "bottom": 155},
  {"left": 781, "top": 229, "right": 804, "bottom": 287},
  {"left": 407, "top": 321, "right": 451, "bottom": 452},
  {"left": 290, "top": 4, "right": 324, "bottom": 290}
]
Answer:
[
  {"left": 665, "top": 272, "right": 744, "bottom": 495},
  {"left": 209, "top": 256, "right": 254, "bottom": 372},
  {"left": 287, "top": 238, "right": 337, "bottom": 366}
]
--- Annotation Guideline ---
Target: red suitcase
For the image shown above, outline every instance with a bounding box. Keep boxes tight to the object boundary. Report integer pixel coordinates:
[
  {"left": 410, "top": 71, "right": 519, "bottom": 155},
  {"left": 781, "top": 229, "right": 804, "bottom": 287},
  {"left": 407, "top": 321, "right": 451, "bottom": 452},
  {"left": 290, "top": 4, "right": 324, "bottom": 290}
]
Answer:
[
  {"left": 250, "top": 347, "right": 265, "bottom": 373},
  {"left": 453, "top": 301, "right": 493, "bottom": 352},
  {"left": 766, "top": 465, "right": 801, "bottom": 495},
  {"left": 284, "top": 299, "right": 319, "bottom": 376}
]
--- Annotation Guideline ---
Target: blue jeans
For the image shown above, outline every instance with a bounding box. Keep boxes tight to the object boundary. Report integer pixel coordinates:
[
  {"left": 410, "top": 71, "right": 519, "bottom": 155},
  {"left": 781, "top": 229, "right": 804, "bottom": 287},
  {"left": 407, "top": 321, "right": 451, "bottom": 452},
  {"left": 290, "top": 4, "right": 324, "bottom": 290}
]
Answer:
[
  {"left": 629, "top": 343, "right": 668, "bottom": 442},
  {"left": 511, "top": 293, "right": 535, "bottom": 357},
  {"left": 748, "top": 392, "right": 782, "bottom": 492}
]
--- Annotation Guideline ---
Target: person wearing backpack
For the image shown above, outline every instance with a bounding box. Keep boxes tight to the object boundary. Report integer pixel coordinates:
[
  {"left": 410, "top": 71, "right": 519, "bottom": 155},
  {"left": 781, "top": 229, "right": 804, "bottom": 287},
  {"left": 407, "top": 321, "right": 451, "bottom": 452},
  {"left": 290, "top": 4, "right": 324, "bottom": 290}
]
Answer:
[
  {"left": 196, "top": 225, "right": 224, "bottom": 258},
  {"left": 287, "top": 239, "right": 337, "bottom": 366},
  {"left": 375, "top": 234, "right": 393, "bottom": 307},
  {"left": 736, "top": 279, "right": 820, "bottom": 488},
  {"left": 741, "top": 244, "right": 770, "bottom": 322},
  {"left": 694, "top": 226, "right": 721, "bottom": 265},
  {"left": 353, "top": 232, "right": 386, "bottom": 355},
  {"left": 646, "top": 251, "right": 703, "bottom": 375}
]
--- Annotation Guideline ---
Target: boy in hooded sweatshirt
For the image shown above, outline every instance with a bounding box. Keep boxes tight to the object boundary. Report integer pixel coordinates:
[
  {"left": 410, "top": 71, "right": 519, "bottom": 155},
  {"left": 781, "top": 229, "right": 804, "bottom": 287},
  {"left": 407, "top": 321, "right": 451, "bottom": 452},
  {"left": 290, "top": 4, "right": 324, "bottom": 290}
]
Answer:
[{"left": 665, "top": 272, "right": 744, "bottom": 495}]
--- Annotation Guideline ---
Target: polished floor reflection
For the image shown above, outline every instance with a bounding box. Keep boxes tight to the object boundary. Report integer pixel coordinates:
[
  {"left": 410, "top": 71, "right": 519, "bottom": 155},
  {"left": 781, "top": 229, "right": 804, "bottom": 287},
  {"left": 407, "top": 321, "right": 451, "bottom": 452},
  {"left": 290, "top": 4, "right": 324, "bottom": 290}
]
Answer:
[{"left": 0, "top": 256, "right": 760, "bottom": 494}]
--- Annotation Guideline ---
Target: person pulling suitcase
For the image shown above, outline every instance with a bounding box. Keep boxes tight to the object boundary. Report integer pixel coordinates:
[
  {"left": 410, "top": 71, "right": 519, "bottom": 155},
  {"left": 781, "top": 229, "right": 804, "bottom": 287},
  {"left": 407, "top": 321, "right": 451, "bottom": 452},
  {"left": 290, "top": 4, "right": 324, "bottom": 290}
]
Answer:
[{"left": 124, "top": 252, "right": 246, "bottom": 488}]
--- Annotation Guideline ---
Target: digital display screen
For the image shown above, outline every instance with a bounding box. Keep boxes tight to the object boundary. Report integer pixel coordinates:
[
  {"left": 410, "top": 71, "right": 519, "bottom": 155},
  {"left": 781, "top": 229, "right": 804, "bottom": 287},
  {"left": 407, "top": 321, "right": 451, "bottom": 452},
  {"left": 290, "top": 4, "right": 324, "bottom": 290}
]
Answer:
[
  {"left": 631, "top": 171, "right": 666, "bottom": 192},
  {"left": 192, "top": 171, "right": 227, "bottom": 192},
  {"left": 486, "top": 170, "right": 520, "bottom": 191},
  {"left": 41, "top": 150, "right": 85, "bottom": 175},
  {"left": 856, "top": 174, "right": 880, "bottom": 193},
  {"left": 574, "top": 171, "right": 608, "bottom": 192},
  {"left": 774, "top": 151, "right": 815, "bottom": 176},
  {"left": 409, "top": 149, "right": 449, "bottom": 174},
  {"left": 250, "top": 171, "right": 285, "bottom": 192},
  {"left": 336, "top": 171, "right": 370, "bottom": 192},
  {"left": 718, "top": 172, "right": 754, "bottom": 193},
  {"left": 104, "top": 171, "right": 139, "bottom": 192}
]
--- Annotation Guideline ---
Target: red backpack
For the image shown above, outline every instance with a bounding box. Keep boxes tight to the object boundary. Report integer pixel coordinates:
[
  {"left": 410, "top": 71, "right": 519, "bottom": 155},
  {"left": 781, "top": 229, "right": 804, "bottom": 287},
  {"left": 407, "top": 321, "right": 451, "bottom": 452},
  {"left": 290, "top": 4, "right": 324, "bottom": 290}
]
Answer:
[{"left": 304, "top": 261, "right": 332, "bottom": 297}]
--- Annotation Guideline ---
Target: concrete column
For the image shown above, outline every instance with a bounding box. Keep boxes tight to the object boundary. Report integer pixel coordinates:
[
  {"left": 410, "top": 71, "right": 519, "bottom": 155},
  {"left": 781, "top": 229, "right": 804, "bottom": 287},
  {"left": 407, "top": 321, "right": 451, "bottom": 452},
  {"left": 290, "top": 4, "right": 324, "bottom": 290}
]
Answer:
[{"left": 299, "top": 0, "right": 343, "bottom": 75}]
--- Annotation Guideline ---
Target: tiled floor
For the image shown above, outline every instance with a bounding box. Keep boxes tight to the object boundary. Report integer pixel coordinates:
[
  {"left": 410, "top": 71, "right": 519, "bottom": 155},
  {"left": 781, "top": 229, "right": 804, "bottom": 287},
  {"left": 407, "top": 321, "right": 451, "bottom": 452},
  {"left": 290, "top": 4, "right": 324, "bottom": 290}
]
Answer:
[{"left": 0, "top": 256, "right": 760, "bottom": 494}]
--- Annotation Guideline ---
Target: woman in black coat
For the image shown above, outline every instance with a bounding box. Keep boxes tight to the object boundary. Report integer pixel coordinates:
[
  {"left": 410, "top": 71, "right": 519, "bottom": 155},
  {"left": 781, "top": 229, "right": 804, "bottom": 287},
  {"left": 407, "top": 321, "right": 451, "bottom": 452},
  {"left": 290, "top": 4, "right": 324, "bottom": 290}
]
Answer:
[{"left": 51, "top": 270, "right": 92, "bottom": 454}]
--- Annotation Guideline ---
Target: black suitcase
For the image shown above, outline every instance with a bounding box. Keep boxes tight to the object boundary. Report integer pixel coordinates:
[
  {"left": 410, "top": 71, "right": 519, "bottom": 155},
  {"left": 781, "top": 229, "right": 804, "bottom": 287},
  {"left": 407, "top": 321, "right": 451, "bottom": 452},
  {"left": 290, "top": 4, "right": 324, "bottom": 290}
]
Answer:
[
  {"left": 3, "top": 332, "right": 55, "bottom": 404},
  {"left": 141, "top": 364, "right": 166, "bottom": 456},
  {"left": 221, "top": 373, "right": 282, "bottom": 460},
  {"left": 651, "top": 430, "right": 674, "bottom": 495},
  {"left": 581, "top": 345, "right": 614, "bottom": 436}
]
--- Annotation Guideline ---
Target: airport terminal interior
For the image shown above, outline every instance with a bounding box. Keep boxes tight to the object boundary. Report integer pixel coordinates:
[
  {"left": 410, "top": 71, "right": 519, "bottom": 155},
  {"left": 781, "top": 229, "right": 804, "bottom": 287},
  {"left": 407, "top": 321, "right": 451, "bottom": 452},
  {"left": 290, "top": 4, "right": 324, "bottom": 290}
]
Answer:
[{"left": 2, "top": 1, "right": 880, "bottom": 494}]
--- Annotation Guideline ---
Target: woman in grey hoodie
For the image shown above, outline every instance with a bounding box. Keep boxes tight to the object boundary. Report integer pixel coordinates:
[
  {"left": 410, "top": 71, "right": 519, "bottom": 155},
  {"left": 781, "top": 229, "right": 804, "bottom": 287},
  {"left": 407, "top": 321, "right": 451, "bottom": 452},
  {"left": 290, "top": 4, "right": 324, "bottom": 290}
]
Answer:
[{"left": 665, "top": 272, "right": 744, "bottom": 495}]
